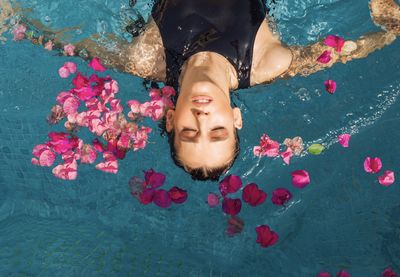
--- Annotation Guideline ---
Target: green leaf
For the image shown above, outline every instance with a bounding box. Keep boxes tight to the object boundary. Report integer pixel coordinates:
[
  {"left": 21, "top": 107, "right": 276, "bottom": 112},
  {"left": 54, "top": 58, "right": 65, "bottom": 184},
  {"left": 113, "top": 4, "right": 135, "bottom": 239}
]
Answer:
[{"left": 307, "top": 144, "right": 325, "bottom": 155}]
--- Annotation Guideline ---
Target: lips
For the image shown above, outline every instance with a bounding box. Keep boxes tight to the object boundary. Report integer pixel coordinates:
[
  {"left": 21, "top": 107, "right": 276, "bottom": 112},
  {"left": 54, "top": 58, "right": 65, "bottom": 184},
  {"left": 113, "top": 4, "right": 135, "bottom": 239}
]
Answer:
[{"left": 192, "top": 95, "right": 213, "bottom": 104}]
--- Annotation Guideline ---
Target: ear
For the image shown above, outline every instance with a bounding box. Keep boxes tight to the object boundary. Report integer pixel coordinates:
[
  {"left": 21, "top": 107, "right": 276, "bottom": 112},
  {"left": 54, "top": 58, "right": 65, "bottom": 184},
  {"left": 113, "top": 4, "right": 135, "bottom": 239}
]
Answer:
[
  {"left": 166, "top": 109, "right": 175, "bottom": 132},
  {"left": 232, "top": 107, "right": 243, "bottom": 130}
]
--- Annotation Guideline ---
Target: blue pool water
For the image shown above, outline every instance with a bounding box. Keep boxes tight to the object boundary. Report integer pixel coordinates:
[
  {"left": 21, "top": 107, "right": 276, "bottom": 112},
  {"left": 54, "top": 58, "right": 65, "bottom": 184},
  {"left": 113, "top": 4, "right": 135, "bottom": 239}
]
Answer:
[{"left": 0, "top": 0, "right": 399, "bottom": 276}]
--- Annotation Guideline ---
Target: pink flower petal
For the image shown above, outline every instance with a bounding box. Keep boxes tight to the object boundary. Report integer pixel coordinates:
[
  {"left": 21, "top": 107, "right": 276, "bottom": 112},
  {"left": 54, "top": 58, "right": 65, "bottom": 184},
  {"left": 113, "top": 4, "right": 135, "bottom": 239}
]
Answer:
[
  {"left": 153, "top": 189, "right": 172, "bottom": 208},
  {"left": 88, "top": 57, "right": 106, "bottom": 72},
  {"left": 324, "top": 35, "right": 345, "bottom": 52},
  {"left": 64, "top": 62, "right": 77, "bottom": 74},
  {"left": 336, "top": 270, "right": 351, "bottom": 277},
  {"left": 168, "top": 186, "right": 188, "bottom": 204},
  {"left": 138, "top": 188, "right": 155, "bottom": 205},
  {"left": 291, "top": 170, "right": 310, "bottom": 188},
  {"left": 378, "top": 171, "right": 395, "bottom": 186},
  {"left": 39, "top": 149, "right": 56, "bottom": 167},
  {"left": 80, "top": 144, "right": 97, "bottom": 164},
  {"left": 32, "top": 144, "right": 50, "bottom": 158},
  {"left": 338, "top": 134, "right": 351, "bottom": 147},
  {"left": 58, "top": 66, "right": 70, "bottom": 78},
  {"left": 242, "top": 183, "right": 267, "bottom": 207},
  {"left": 255, "top": 225, "right": 279, "bottom": 248},
  {"left": 317, "top": 50, "right": 332, "bottom": 64},
  {"left": 381, "top": 267, "right": 398, "bottom": 277},
  {"left": 271, "top": 188, "right": 292, "bottom": 206},
  {"left": 253, "top": 134, "right": 280, "bottom": 157},
  {"left": 52, "top": 160, "right": 78, "bottom": 180},
  {"left": 44, "top": 40, "right": 54, "bottom": 51},
  {"left": 64, "top": 44, "right": 75, "bottom": 56},
  {"left": 63, "top": 97, "right": 80, "bottom": 116},
  {"left": 226, "top": 216, "right": 244, "bottom": 237},
  {"left": 363, "top": 157, "right": 382, "bottom": 173},
  {"left": 324, "top": 80, "right": 337, "bottom": 94},
  {"left": 222, "top": 198, "right": 242, "bottom": 216},
  {"left": 12, "top": 24, "right": 27, "bottom": 41},
  {"left": 317, "top": 272, "right": 332, "bottom": 277},
  {"left": 279, "top": 147, "right": 293, "bottom": 165},
  {"left": 144, "top": 169, "right": 166, "bottom": 189},
  {"left": 207, "top": 193, "right": 219, "bottom": 208},
  {"left": 219, "top": 175, "right": 242, "bottom": 196},
  {"left": 95, "top": 152, "right": 118, "bottom": 174}
]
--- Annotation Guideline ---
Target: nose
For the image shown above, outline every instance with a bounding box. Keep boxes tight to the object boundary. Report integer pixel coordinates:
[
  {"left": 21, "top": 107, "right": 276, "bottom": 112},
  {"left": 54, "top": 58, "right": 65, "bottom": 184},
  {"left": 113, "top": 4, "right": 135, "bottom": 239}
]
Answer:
[{"left": 192, "top": 108, "right": 209, "bottom": 116}]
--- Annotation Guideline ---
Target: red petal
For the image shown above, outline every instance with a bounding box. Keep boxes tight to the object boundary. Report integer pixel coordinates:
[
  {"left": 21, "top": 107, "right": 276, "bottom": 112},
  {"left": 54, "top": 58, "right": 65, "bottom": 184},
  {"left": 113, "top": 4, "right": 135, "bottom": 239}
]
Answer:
[
  {"left": 222, "top": 198, "right": 242, "bottom": 216},
  {"left": 168, "top": 186, "right": 188, "bottom": 204},
  {"left": 219, "top": 175, "right": 242, "bottom": 196},
  {"left": 153, "top": 189, "right": 172, "bottom": 208}
]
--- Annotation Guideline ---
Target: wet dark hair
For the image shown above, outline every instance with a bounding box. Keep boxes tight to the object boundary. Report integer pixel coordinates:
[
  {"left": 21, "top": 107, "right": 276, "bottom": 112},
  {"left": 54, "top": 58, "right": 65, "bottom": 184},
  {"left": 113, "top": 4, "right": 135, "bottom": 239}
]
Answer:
[{"left": 167, "top": 128, "right": 240, "bottom": 181}]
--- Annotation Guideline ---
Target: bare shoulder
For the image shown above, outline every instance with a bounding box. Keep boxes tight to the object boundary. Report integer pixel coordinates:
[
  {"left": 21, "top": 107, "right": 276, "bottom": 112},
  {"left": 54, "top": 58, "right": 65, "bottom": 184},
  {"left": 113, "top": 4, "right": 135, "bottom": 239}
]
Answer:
[
  {"left": 250, "top": 19, "right": 292, "bottom": 86},
  {"left": 124, "top": 17, "right": 166, "bottom": 81}
]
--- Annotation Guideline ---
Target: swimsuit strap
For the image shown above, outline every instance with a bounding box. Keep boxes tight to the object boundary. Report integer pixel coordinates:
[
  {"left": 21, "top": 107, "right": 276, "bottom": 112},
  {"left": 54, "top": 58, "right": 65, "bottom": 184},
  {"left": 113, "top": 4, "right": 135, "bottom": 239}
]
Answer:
[{"left": 152, "top": 0, "right": 266, "bottom": 89}]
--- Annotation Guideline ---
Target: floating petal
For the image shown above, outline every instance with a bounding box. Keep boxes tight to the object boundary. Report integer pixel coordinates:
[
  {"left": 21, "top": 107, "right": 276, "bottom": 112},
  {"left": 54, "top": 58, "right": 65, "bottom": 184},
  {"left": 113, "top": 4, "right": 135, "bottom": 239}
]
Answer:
[
  {"left": 88, "top": 57, "right": 106, "bottom": 72},
  {"left": 364, "top": 157, "right": 382, "bottom": 173},
  {"left": 324, "top": 80, "right": 337, "bottom": 94},
  {"left": 255, "top": 225, "right": 279, "bottom": 248},
  {"left": 291, "top": 170, "right": 310, "bottom": 188},
  {"left": 378, "top": 171, "right": 395, "bottom": 186},
  {"left": 271, "top": 188, "right": 292, "bottom": 206},
  {"left": 338, "top": 134, "right": 351, "bottom": 147}
]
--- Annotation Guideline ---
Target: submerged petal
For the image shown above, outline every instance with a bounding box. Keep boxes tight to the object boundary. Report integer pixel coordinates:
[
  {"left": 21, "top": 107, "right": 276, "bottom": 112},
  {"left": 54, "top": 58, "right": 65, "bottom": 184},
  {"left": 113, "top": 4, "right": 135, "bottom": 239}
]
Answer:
[
  {"left": 88, "top": 57, "right": 106, "bottom": 72},
  {"left": 255, "top": 225, "right": 279, "bottom": 248},
  {"left": 291, "top": 170, "right": 310, "bottom": 188},
  {"left": 219, "top": 175, "right": 242, "bottom": 196},
  {"left": 153, "top": 189, "right": 172, "bottom": 208},
  {"left": 324, "top": 80, "right": 337, "bottom": 94},
  {"left": 271, "top": 188, "right": 292, "bottom": 206},
  {"left": 222, "top": 198, "right": 242, "bottom": 216},
  {"left": 207, "top": 193, "right": 219, "bottom": 208}
]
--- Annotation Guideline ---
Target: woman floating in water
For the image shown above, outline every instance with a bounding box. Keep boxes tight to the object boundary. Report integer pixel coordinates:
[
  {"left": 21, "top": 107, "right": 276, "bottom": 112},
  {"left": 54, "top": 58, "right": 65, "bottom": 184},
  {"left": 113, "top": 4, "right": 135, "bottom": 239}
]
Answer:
[{"left": 1, "top": 0, "right": 399, "bottom": 180}]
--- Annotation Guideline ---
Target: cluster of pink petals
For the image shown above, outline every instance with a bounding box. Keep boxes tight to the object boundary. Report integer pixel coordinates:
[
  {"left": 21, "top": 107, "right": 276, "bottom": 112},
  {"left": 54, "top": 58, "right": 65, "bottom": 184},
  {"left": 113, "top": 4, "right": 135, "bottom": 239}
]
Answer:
[
  {"left": 317, "top": 50, "right": 332, "bottom": 64},
  {"left": 253, "top": 134, "right": 280, "bottom": 157},
  {"left": 271, "top": 188, "right": 292, "bottom": 205},
  {"left": 242, "top": 183, "right": 267, "bottom": 207},
  {"left": 382, "top": 267, "right": 398, "bottom": 277},
  {"left": 12, "top": 23, "right": 27, "bottom": 41},
  {"left": 33, "top": 58, "right": 174, "bottom": 180},
  {"left": 338, "top": 134, "right": 351, "bottom": 147},
  {"left": 324, "top": 79, "right": 337, "bottom": 94},
  {"left": 324, "top": 35, "right": 345, "bottom": 53},
  {"left": 63, "top": 44, "right": 75, "bottom": 56},
  {"left": 128, "top": 86, "right": 175, "bottom": 121},
  {"left": 254, "top": 134, "right": 304, "bottom": 165},
  {"left": 255, "top": 225, "right": 279, "bottom": 248},
  {"left": 59, "top": 62, "right": 77, "bottom": 78},
  {"left": 129, "top": 169, "right": 187, "bottom": 208},
  {"left": 291, "top": 170, "right": 311, "bottom": 188}
]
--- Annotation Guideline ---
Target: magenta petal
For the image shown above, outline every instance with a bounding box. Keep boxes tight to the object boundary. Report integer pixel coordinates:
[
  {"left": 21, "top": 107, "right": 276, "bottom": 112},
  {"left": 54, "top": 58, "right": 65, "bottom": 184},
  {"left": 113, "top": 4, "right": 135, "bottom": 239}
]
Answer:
[
  {"left": 324, "top": 80, "right": 337, "bottom": 94},
  {"left": 271, "top": 188, "right": 292, "bottom": 206},
  {"left": 363, "top": 157, "right": 382, "bottom": 173},
  {"left": 242, "top": 183, "right": 267, "bottom": 207},
  {"left": 153, "top": 189, "right": 172, "bottom": 208},
  {"left": 144, "top": 169, "right": 166, "bottom": 188},
  {"left": 291, "top": 170, "right": 310, "bottom": 188},
  {"left": 317, "top": 50, "right": 332, "bottom": 64},
  {"left": 222, "top": 198, "right": 242, "bottom": 216},
  {"left": 207, "top": 193, "right": 219, "bottom": 208},
  {"left": 64, "top": 62, "right": 77, "bottom": 74},
  {"left": 219, "top": 175, "right": 242, "bottom": 196},
  {"left": 378, "top": 171, "right": 395, "bottom": 186},
  {"left": 381, "top": 267, "right": 398, "bottom": 277},
  {"left": 336, "top": 270, "right": 351, "bottom": 277},
  {"left": 168, "top": 186, "right": 188, "bottom": 204},
  {"left": 338, "top": 134, "right": 351, "bottom": 148},
  {"left": 88, "top": 57, "right": 106, "bottom": 72},
  {"left": 63, "top": 97, "right": 80, "bottom": 115},
  {"left": 280, "top": 148, "right": 293, "bottom": 165},
  {"left": 255, "top": 225, "right": 279, "bottom": 248},
  {"left": 139, "top": 188, "right": 155, "bottom": 205},
  {"left": 324, "top": 35, "right": 345, "bottom": 52},
  {"left": 317, "top": 272, "right": 332, "bottom": 277}
]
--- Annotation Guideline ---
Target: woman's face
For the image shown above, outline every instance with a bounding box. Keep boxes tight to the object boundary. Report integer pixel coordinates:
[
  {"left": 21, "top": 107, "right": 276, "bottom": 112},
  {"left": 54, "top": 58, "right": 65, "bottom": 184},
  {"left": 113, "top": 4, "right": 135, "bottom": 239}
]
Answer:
[{"left": 166, "top": 80, "right": 242, "bottom": 169}]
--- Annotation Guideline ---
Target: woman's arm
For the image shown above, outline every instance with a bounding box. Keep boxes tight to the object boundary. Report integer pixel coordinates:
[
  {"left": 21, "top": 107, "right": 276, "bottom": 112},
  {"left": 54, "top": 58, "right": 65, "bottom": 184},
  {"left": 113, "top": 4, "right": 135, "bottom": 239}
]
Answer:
[
  {"left": 1, "top": 0, "right": 166, "bottom": 81},
  {"left": 279, "top": 0, "right": 399, "bottom": 79}
]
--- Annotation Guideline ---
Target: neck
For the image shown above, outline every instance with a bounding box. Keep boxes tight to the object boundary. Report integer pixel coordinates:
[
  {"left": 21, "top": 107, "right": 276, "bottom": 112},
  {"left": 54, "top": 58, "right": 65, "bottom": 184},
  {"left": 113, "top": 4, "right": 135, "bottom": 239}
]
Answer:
[{"left": 179, "top": 52, "right": 238, "bottom": 95}]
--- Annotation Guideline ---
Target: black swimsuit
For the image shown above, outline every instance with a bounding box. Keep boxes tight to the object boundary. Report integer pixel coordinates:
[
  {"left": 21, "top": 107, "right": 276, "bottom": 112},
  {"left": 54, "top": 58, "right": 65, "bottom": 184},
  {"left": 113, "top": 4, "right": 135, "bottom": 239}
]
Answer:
[{"left": 152, "top": 0, "right": 267, "bottom": 89}]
